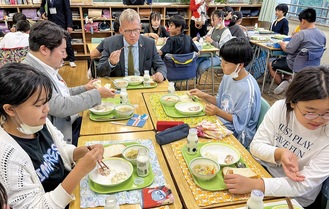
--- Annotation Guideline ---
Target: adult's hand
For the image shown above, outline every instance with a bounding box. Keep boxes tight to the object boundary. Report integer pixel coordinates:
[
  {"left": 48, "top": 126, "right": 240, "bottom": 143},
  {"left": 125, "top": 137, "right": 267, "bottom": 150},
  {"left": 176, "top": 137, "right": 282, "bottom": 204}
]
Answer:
[
  {"left": 108, "top": 49, "right": 122, "bottom": 66},
  {"left": 152, "top": 72, "right": 164, "bottom": 83},
  {"left": 98, "top": 87, "right": 116, "bottom": 98},
  {"left": 41, "top": 13, "right": 48, "bottom": 20},
  {"left": 67, "top": 27, "right": 73, "bottom": 33}
]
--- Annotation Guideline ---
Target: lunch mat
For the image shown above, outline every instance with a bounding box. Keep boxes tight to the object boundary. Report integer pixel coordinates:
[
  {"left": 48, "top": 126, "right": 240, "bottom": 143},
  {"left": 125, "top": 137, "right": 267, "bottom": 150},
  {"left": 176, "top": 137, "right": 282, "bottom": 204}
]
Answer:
[
  {"left": 161, "top": 101, "right": 205, "bottom": 118},
  {"left": 171, "top": 138, "right": 267, "bottom": 207},
  {"left": 80, "top": 139, "right": 166, "bottom": 208},
  {"left": 149, "top": 93, "right": 218, "bottom": 127},
  {"left": 181, "top": 142, "right": 246, "bottom": 191}
]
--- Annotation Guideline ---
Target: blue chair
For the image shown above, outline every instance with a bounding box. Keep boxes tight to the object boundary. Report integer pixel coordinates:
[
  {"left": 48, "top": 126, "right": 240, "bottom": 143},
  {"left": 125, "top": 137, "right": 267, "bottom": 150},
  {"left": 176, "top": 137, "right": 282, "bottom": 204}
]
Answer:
[
  {"left": 257, "top": 97, "right": 270, "bottom": 129},
  {"left": 164, "top": 52, "right": 198, "bottom": 90}
]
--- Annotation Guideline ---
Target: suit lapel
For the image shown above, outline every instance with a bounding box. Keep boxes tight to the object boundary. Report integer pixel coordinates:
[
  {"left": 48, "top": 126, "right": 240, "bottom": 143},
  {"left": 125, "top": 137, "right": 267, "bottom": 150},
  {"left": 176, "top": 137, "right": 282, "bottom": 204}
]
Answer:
[{"left": 138, "top": 38, "right": 145, "bottom": 74}]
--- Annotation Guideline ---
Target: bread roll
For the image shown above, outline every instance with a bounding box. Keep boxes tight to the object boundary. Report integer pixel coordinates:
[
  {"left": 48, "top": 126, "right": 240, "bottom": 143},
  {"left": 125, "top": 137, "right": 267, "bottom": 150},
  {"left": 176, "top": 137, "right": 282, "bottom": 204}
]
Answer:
[
  {"left": 222, "top": 167, "right": 257, "bottom": 178},
  {"left": 103, "top": 144, "right": 126, "bottom": 158}
]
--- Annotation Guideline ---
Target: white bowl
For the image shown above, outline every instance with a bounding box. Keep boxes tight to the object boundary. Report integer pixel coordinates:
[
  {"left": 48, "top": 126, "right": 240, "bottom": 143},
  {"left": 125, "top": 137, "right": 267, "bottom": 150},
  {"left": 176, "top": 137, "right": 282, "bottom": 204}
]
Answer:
[
  {"left": 160, "top": 94, "right": 180, "bottom": 107},
  {"left": 122, "top": 144, "right": 149, "bottom": 165},
  {"left": 115, "top": 104, "right": 134, "bottom": 117},
  {"left": 189, "top": 157, "right": 220, "bottom": 181},
  {"left": 175, "top": 102, "right": 203, "bottom": 115},
  {"left": 89, "top": 102, "right": 115, "bottom": 115},
  {"left": 113, "top": 79, "right": 129, "bottom": 89},
  {"left": 88, "top": 157, "right": 133, "bottom": 186},
  {"left": 200, "top": 142, "right": 240, "bottom": 166},
  {"left": 124, "top": 76, "right": 144, "bottom": 86}
]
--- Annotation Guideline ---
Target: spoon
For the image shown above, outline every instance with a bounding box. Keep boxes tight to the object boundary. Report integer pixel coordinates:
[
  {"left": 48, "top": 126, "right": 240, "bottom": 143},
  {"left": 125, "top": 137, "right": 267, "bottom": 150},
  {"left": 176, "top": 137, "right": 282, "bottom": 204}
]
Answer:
[{"left": 236, "top": 161, "right": 247, "bottom": 168}]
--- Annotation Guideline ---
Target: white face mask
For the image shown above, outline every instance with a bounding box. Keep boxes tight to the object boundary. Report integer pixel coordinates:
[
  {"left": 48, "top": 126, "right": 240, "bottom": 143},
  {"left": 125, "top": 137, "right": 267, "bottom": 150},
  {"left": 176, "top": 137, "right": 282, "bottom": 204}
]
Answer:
[
  {"left": 17, "top": 123, "right": 43, "bottom": 135},
  {"left": 152, "top": 25, "right": 159, "bottom": 30},
  {"left": 229, "top": 64, "right": 241, "bottom": 79}
]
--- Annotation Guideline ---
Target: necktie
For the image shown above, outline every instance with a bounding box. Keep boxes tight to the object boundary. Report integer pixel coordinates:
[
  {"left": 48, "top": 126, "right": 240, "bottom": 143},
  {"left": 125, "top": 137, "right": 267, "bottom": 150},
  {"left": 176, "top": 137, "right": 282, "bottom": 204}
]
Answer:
[{"left": 128, "top": 45, "right": 134, "bottom": 76}]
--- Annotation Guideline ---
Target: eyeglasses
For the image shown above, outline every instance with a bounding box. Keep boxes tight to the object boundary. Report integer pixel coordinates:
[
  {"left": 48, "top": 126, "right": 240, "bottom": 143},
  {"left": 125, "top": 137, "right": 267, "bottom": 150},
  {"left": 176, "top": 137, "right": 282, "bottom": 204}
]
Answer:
[
  {"left": 295, "top": 104, "right": 329, "bottom": 120},
  {"left": 123, "top": 29, "right": 141, "bottom": 35}
]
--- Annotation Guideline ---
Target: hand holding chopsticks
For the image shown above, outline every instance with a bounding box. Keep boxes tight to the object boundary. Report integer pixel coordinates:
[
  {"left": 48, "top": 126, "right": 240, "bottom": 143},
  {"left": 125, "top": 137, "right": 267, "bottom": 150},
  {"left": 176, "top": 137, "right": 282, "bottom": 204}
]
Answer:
[{"left": 87, "top": 146, "right": 109, "bottom": 174}]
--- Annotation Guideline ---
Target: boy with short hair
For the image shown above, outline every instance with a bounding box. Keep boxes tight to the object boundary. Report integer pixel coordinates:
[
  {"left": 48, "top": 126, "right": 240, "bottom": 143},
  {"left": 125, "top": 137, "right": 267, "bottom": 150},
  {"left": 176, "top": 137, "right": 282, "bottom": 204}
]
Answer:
[
  {"left": 270, "top": 3, "right": 289, "bottom": 35},
  {"left": 158, "top": 15, "right": 199, "bottom": 58},
  {"left": 0, "top": 20, "right": 30, "bottom": 48}
]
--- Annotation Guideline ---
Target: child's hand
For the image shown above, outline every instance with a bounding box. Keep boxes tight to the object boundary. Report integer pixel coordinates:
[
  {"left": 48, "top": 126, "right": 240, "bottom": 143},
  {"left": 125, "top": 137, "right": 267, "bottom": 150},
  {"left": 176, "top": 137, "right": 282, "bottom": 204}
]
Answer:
[
  {"left": 281, "top": 150, "right": 305, "bottom": 182},
  {"left": 205, "top": 36, "right": 213, "bottom": 43},
  {"left": 189, "top": 88, "right": 207, "bottom": 98},
  {"left": 204, "top": 103, "right": 219, "bottom": 116}
]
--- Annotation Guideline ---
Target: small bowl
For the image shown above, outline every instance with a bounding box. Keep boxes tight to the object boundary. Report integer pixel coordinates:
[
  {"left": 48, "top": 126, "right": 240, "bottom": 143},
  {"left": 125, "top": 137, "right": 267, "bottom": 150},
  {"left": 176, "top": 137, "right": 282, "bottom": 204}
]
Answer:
[
  {"left": 189, "top": 157, "right": 220, "bottom": 181},
  {"left": 113, "top": 79, "right": 129, "bottom": 89},
  {"left": 115, "top": 104, "right": 134, "bottom": 117},
  {"left": 122, "top": 144, "right": 149, "bottom": 165},
  {"left": 124, "top": 76, "right": 144, "bottom": 86},
  {"left": 89, "top": 102, "right": 115, "bottom": 115},
  {"left": 160, "top": 94, "right": 180, "bottom": 107}
]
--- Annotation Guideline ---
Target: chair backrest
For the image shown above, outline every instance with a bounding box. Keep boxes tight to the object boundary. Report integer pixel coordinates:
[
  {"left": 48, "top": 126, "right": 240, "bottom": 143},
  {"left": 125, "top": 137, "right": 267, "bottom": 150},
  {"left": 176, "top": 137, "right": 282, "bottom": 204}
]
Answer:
[
  {"left": 0, "top": 46, "right": 30, "bottom": 68},
  {"left": 91, "top": 37, "right": 105, "bottom": 44},
  {"left": 257, "top": 97, "right": 270, "bottom": 129},
  {"left": 293, "top": 47, "right": 325, "bottom": 73},
  {"left": 164, "top": 52, "right": 198, "bottom": 81}
]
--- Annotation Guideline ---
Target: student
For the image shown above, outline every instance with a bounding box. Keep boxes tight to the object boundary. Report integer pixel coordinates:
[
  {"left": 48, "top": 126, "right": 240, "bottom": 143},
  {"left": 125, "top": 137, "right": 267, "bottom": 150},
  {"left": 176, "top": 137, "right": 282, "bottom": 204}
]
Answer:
[
  {"left": 190, "top": 0, "right": 211, "bottom": 38},
  {"left": 270, "top": 3, "right": 289, "bottom": 35},
  {"left": 22, "top": 20, "right": 116, "bottom": 145},
  {"left": 0, "top": 20, "right": 30, "bottom": 48},
  {"left": 223, "top": 6, "right": 233, "bottom": 27},
  {"left": 190, "top": 38, "right": 261, "bottom": 148},
  {"left": 143, "top": 11, "right": 169, "bottom": 40},
  {"left": 195, "top": 9, "right": 232, "bottom": 77},
  {"left": 224, "top": 66, "right": 329, "bottom": 208},
  {"left": 228, "top": 11, "right": 247, "bottom": 39},
  {"left": 158, "top": 15, "right": 199, "bottom": 58},
  {"left": 0, "top": 183, "right": 9, "bottom": 209},
  {"left": 268, "top": 8, "right": 326, "bottom": 95},
  {"left": 0, "top": 63, "right": 104, "bottom": 208},
  {"left": 10, "top": 12, "right": 27, "bottom": 32}
]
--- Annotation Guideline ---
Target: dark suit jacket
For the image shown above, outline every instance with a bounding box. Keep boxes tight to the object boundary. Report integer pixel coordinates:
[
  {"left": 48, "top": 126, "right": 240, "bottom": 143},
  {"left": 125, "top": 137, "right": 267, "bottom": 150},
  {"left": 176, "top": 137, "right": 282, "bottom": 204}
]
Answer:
[{"left": 97, "top": 34, "right": 167, "bottom": 78}]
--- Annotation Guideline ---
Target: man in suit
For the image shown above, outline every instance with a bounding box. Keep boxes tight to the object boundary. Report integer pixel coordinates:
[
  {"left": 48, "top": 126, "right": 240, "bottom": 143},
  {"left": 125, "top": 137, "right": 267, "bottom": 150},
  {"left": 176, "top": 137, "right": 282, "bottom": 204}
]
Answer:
[
  {"left": 22, "top": 20, "right": 116, "bottom": 145},
  {"left": 97, "top": 9, "right": 167, "bottom": 83}
]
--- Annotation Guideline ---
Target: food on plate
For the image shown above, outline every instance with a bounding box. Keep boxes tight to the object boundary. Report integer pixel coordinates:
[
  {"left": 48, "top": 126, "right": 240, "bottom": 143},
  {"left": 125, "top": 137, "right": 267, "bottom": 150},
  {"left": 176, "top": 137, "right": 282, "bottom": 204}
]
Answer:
[
  {"left": 94, "top": 104, "right": 105, "bottom": 111},
  {"left": 188, "top": 105, "right": 201, "bottom": 111},
  {"left": 204, "top": 152, "right": 218, "bottom": 162},
  {"left": 117, "top": 107, "right": 133, "bottom": 112},
  {"left": 103, "top": 144, "right": 126, "bottom": 158},
  {"left": 179, "top": 95, "right": 193, "bottom": 102},
  {"left": 98, "top": 167, "right": 111, "bottom": 176},
  {"left": 224, "top": 154, "right": 234, "bottom": 164},
  {"left": 222, "top": 167, "right": 257, "bottom": 178},
  {"left": 104, "top": 83, "right": 111, "bottom": 89},
  {"left": 164, "top": 96, "right": 179, "bottom": 102},
  {"left": 125, "top": 149, "right": 139, "bottom": 160},
  {"left": 192, "top": 163, "right": 217, "bottom": 175},
  {"left": 93, "top": 80, "right": 102, "bottom": 88},
  {"left": 111, "top": 171, "right": 128, "bottom": 184}
]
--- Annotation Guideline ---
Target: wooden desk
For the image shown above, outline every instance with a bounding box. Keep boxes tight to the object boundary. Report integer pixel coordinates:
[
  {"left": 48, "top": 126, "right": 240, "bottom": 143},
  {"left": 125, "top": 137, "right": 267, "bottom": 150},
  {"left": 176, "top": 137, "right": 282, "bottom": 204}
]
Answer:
[
  {"left": 80, "top": 92, "right": 154, "bottom": 136},
  {"left": 69, "top": 131, "right": 183, "bottom": 209},
  {"left": 162, "top": 135, "right": 277, "bottom": 209},
  {"left": 88, "top": 43, "right": 98, "bottom": 53}
]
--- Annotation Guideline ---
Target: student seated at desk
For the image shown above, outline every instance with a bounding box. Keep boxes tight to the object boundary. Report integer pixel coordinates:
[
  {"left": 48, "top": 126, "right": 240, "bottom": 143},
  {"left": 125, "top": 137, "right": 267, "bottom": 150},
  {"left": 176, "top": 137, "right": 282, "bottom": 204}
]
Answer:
[
  {"left": 0, "top": 20, "right": 30, "bottom": 49},
  {"left": 190, "top": 38, "right": 261, "bottom": 148},
  {"left": 268, "top": 8, "right": 326, "bottom": 95},
  {"left": 158, "top": 15, "right": 199, "bottom": 58},
  {"left": 270, "top": 3, "right": 289, "bottom": 35},
  {"left": 0, "top": 63, "right": 104, "bottom": 208},
  {"left": 224, "top": 66, "right": 329, "bottom": 209},
  {"left": 143, "top": 11, "right": 169, "bottom": 40},
  {"left": 228, "top": 11, "right": 247, "bottom": 40}
]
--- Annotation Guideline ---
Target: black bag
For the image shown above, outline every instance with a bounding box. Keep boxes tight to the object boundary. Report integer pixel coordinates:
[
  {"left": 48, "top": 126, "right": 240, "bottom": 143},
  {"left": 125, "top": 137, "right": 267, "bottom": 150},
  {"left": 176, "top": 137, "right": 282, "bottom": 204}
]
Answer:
[
  {"left": 123, "top": 0, "right": 144, "bottom": 5},
  {"left": 155, "top": 124, "right": 190, "bottom": 145}
]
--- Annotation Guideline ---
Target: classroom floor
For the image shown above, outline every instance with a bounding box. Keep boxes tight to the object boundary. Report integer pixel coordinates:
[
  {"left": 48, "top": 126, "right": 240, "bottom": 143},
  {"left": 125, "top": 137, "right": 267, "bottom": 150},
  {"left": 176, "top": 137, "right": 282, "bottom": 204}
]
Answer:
[{"left": 59, "top": 60, "right": 284, "bottom": 105}]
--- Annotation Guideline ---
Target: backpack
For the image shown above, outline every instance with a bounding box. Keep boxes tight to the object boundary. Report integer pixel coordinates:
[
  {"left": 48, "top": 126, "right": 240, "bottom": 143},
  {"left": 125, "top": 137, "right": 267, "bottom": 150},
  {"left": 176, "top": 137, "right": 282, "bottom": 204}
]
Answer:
[{"left": 123, "top": 0, "right": 144, "bottom": 5}]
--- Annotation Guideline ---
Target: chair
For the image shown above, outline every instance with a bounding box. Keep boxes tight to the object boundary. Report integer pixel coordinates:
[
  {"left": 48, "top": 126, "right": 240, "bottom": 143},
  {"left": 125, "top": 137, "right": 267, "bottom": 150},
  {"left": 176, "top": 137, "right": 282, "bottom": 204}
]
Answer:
[
  {"left": 163, "top": 52, "right": 198, "bottom": 90},
  {"left": 257, "top": 97, "right": 270, "bottom": 129},
  {"left": 89, "top": 38, "right": 105, "bottom": 78},
  {"left": 200, "top": 64, "right": 222, "bottom": 95},
  {"left": 0, "top": 46, "right": 29, "bottom": 67},
  {"left": 269, "top": 47, "right": 325, "bottom": 93}
]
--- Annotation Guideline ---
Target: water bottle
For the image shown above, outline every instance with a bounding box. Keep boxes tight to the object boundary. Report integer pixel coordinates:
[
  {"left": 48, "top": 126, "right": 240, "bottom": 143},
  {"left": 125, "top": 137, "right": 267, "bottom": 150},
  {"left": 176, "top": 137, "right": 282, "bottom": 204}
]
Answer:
[
  {"left": 168, "top": 82, "right": 175, "bottom": 94},
  {"left": 246, "top": 190, "right": 264, "bottom": 209},
  {"left": 136, "top": 148, "right": 150, "bottom": 177},
  {"left": 120, "top": 88, "right": 128, "bottom": 104},
  {"left": 143, "top": 70, "right": 151, "bottom": 87},
  {"left": 186, "top": 128, "right": 198, "bottom": 155},
  {"left": 104, "top": 196, "right": 119, "bottom": 209}
]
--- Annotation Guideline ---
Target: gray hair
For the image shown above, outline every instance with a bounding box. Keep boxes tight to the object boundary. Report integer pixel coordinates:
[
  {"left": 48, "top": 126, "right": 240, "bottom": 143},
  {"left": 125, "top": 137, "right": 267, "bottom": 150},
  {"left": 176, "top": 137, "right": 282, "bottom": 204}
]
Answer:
[{"left": 119, "top": 9, "right": 140, "bottom": 25}]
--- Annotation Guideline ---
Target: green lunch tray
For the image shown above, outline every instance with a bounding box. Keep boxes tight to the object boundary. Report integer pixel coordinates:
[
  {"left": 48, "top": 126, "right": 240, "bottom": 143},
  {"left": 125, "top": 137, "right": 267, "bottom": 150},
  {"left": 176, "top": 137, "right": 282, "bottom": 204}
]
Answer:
[
  {"left": 160, "top": 102, "right": 205, "bottom": 118},
  {"left": 88, "top": 142, "right": 155, "bottom": 194},
  {"left": 181, "top": 142, "right": 247, "bottom": 191},
  {"left": 127, "top": 82, "right": 157, "bottom": 90}
]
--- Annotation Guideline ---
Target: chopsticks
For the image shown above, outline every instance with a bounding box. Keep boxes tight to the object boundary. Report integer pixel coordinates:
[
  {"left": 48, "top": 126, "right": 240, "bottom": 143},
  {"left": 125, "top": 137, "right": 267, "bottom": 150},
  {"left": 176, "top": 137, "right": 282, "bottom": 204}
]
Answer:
[
  {"left": 87, "top": 146, "right": 109, "bottom": 171},
  {"left": 285, "top": 197, "right": 294, "bottom": 209}
]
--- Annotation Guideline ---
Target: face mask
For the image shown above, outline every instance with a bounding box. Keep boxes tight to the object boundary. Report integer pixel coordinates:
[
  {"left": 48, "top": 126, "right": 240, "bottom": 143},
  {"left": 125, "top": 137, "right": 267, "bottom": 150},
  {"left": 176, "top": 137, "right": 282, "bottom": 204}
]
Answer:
[
  {"left": 229, "top": 64, "right": 241, "bottom": 79},
  {"left": 152, "top": 25, "right": 159, "bottom": 30},
  {"left": 17, "top": 123, "right": 43, "bottom": 135}
]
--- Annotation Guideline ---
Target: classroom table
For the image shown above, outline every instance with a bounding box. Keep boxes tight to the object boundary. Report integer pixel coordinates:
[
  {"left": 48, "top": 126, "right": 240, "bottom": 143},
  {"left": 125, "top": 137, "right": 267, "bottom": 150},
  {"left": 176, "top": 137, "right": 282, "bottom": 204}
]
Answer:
[
  {"left": 80, "top": 91, "right": 155, "bottom": 136},
  {"left": 69, "top": 131, "right": 183, "bottom": 209}
]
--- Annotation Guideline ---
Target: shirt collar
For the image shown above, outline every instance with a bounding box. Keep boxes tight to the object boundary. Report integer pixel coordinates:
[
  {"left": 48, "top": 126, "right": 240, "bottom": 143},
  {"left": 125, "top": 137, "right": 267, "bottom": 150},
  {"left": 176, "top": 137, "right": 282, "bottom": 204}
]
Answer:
[{"left": 28, "top": 52, "right": 59, "bottom": 77}]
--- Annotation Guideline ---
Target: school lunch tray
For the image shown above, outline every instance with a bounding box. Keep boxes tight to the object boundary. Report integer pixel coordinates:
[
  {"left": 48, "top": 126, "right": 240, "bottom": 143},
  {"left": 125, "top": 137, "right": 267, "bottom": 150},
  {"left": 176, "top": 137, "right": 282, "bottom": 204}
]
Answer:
[
  {"left": 181, "top": 142, "right": 247, "bottom": 191},
  {"left": 89, "top": 97, "right": 134, "bottom": 122},
  {"left": 126, "top": 82, "right": 157, "bottom": 90},
  {"left": 160, "top": 102, "right": 205, "bottom": 118},
  {"left": 88, "top": 142, "right": 155, "bottom": 194}
]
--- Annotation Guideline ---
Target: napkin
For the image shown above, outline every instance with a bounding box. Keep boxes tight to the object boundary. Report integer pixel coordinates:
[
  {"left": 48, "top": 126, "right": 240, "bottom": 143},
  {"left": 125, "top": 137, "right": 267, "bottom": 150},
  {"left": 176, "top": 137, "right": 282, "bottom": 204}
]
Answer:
[
  {"left": 196, "top": 120, "right": 232, "bottom": 140},
  {"left": 142, "top": 185, "right": 174, "bottom": 209},
  {"left": 126, "top": 114, "right": 148, "bottom": 127}
]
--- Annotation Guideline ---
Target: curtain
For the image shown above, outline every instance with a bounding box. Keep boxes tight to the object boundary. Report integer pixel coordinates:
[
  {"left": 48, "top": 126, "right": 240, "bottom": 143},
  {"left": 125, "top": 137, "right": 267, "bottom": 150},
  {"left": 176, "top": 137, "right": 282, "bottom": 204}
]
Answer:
[{"left": 258, "top": 0, "right": 278, "bottom": 22}]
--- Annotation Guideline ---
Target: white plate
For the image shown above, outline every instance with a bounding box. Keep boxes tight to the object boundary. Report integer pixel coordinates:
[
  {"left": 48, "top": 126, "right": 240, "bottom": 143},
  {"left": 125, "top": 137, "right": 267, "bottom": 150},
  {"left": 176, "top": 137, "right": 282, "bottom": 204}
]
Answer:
[
  {"left": 89, "top": 158, "right": 133, "bottom": 186},
  {"left": 123, "top": 76, "right": 144, "bottom": 86},
  {"left": 89, "top": 103, "right": 115, "bottom": 115},
  {"left": 200, "top": 142, "right": 240, "bottom": 165},
  {"left": 175, "top": 102, "right": 203, "bottom": 115}
]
